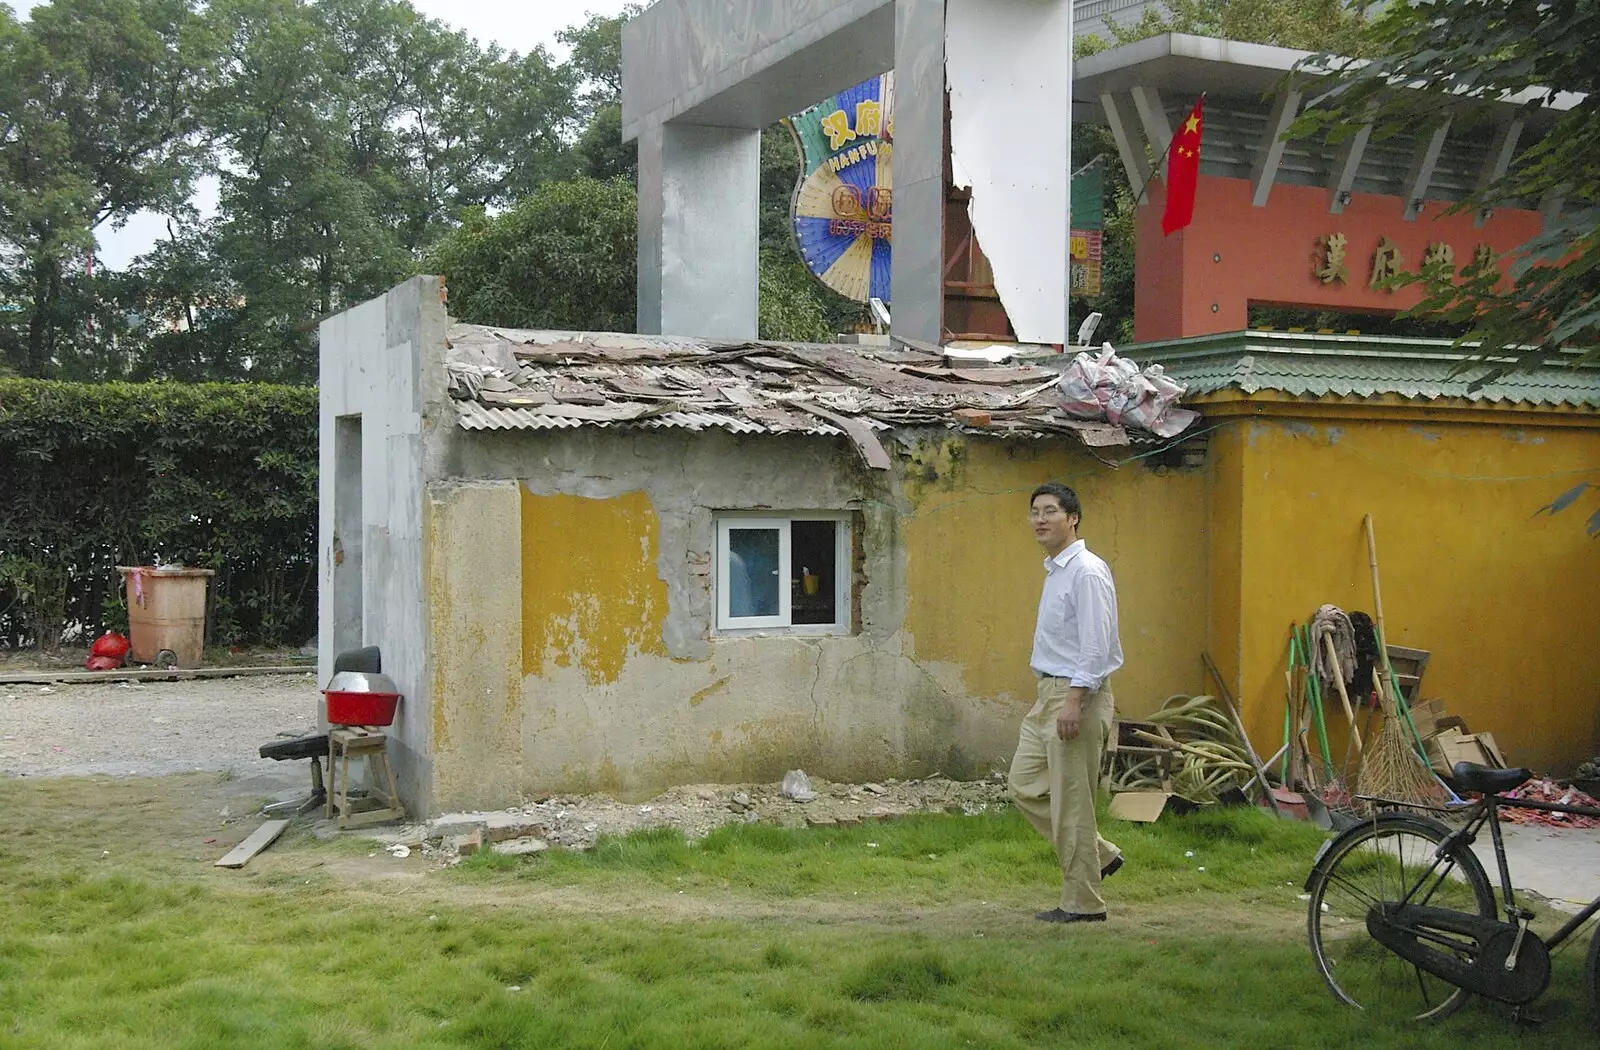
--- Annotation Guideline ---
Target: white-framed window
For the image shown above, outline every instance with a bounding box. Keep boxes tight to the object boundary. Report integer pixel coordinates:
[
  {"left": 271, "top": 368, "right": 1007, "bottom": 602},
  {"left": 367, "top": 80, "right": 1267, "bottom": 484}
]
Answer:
[{"left": 715, "top": 513, "right": 854, "bottom": 634}]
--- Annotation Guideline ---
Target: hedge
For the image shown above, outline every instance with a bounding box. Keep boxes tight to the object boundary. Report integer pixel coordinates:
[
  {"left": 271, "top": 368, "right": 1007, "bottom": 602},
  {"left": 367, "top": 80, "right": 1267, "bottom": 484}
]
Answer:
[{"left": 0, "top": 379, "right": 318, "bottom": 651}]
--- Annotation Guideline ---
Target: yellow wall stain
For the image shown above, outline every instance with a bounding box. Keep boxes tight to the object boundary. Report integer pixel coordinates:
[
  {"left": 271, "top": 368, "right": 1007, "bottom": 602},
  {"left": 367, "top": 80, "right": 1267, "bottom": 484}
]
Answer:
[
  {"left": 690, "top": 676, "right": 731, "bottom": 706},
  {"left": 520, "top": 488, "right": 669, "bottom": 685},
  {"left": 900, "top": 436, "right": 1211, "bottom": 713},
  {"left": 423, "top": 497, "right": 451, "bottom": 751}
]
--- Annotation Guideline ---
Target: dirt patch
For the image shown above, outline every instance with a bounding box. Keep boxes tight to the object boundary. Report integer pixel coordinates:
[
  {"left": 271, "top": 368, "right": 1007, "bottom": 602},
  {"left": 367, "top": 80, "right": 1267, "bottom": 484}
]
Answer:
[{"left": 0, "top": 673, "right": 319, "bottom": 782}]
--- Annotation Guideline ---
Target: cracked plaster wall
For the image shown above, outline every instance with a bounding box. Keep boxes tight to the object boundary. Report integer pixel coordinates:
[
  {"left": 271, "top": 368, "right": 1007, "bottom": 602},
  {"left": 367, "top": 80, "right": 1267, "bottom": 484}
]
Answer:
[{"left": 421, "top": 412, "right": 1212, "bottom": 808}]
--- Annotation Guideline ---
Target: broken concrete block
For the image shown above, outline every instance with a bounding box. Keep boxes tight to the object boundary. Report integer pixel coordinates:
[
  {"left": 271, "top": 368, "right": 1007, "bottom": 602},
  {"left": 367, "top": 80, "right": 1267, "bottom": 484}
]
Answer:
[
  {"left": 483, "top": 816, "right": 547, "bottom": 844},
  {"left": 449, "top": 828, "right": 483, "bottom": 856},
  {"left": 805, "top": 815, "right": 838, "bottom": 828},
  {"left": 427, "top": 814, "right": 489, "bottom": 840},
  {"left": 836, "top": 815, "right": 863, "bottom": 827},
  {"left": 490, "top": 837, "right": 549, "bottom": 857},
  {"left": 862, "top": 783, "right": 888, "bottom": 796}
]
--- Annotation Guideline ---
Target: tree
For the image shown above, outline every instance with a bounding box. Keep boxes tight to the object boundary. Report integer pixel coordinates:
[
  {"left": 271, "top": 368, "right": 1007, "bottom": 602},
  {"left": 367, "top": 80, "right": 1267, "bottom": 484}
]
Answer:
[
  {"left": 1100, "top": 0, "right": 1372, "bottom": 55},
  {"left": 1292, "top": 0, "right": 1597, "bottom": 383},
  {"left": 427, "top": 178, "right": 638, "bottom": 333},
  {"left": 0, "top": 0, "right": 211, "bottom": 377}
]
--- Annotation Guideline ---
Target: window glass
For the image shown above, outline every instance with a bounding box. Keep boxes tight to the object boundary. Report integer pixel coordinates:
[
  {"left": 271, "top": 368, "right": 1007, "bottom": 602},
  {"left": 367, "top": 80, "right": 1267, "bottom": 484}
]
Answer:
[
  {"left": 727, "top": 527, "right": 780, "bottom": 619},
  {"left": 791, "top": 519, "right": 838, "bottom": 626}
]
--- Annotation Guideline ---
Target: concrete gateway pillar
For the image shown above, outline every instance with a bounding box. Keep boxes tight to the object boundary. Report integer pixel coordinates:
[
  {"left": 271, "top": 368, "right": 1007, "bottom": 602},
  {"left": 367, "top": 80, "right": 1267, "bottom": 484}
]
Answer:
[
  {"left": 636, "top": 123, "right": 762, "bottom": 340},
  {"left": 623, "top": 0, "right": 944, "bottom": 343}
]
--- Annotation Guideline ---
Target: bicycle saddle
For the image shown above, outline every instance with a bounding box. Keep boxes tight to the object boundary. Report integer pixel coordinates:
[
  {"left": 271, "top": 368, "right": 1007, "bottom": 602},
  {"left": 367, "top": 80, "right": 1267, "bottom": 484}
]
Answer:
[{"left": 1452, "top": 762, "right": 1532, "bottom": 794}]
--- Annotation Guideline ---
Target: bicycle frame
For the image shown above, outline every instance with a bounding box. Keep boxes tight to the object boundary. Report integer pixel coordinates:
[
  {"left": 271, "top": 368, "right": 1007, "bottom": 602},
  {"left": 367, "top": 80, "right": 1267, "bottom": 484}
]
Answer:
[{"left": 1364, "top": 790, "right": 1600, "bottom": 954}]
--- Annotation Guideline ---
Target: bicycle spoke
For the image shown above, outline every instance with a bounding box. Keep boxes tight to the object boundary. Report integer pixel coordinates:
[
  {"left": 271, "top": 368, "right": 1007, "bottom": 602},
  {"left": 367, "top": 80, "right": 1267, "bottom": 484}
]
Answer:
[{"left": 1308, "top": 818, "right": 1491, "bottom": 1023}]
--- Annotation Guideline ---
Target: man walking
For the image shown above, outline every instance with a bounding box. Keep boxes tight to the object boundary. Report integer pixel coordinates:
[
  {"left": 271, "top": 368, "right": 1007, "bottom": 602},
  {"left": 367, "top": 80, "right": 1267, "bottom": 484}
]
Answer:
[{"left": 1009, "top": 482, "right": 1125, "bottom": 923}]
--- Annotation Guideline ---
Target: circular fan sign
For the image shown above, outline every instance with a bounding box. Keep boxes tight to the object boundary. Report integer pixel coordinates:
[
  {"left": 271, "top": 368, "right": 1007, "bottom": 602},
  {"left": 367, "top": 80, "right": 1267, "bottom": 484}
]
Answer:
[{"left": 785, "top": 74, "right": 894, "bottom": 304}]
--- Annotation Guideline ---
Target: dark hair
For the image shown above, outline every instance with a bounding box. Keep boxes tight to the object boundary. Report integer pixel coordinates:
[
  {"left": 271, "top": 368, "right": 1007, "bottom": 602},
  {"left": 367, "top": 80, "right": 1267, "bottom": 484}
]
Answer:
[{"left": 1030, "top": 482, "right": 1082, "bottom": 524}]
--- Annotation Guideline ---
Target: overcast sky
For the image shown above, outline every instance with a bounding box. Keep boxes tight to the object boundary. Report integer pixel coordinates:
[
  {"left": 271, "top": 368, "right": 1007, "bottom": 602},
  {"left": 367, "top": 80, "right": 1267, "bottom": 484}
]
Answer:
[{"left": 14, "top": 0, "right": 633, "bottom": 269}]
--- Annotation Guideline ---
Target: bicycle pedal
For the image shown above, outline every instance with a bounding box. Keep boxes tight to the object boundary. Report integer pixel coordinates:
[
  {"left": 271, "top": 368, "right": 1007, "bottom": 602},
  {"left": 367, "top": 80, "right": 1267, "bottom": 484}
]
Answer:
[{"left": 1509, "top": 1006, "right": 1544, "bottom": 1026}]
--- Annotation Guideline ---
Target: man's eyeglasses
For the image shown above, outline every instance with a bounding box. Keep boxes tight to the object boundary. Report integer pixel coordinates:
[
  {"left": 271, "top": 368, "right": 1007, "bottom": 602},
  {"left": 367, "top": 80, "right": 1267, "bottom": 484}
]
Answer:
[{"left": 1029, "top": 506, "right": 1067, "bottom": 521}]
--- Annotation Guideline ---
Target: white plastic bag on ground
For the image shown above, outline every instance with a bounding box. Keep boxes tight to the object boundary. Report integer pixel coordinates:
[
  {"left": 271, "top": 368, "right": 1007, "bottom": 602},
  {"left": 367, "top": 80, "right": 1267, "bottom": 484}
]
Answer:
[{"left": 782, "top": 770, "right": 816, "bottom": 802}]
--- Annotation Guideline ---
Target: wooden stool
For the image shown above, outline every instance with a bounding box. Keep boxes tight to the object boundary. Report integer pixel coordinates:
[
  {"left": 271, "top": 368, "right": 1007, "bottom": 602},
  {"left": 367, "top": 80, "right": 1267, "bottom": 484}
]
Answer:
[{"left": 326, "top": 726, "right": 405, "bottom": 828}]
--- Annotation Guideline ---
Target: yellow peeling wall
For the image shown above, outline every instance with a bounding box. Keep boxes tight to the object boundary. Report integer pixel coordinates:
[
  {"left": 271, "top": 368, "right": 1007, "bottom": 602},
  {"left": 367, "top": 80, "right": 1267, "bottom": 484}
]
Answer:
[
  {"left": 423, "top": 434, "right": 1213, "bottom": 809},
  {"left": 1216, "top": 407, "right": 1600, "bottom": 774},
  {"left": 900, "top": 437, "right": 1211, "bottom": 717}
]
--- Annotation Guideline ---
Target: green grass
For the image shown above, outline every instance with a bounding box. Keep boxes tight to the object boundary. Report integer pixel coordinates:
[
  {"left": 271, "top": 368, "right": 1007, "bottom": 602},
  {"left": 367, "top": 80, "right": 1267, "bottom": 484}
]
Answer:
[
  {"left": 460, "top": 800, "right": 1331, "bottom": 909},
  {"left": 0, "top": 777, "right": 1595, "bottom": 1048}
]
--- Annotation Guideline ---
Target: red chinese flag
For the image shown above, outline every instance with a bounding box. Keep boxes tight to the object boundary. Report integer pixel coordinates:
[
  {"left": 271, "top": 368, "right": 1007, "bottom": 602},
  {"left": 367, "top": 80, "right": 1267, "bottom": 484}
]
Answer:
[{"left": 1161, "top": 97, "right": 1204, "bottom": 235}]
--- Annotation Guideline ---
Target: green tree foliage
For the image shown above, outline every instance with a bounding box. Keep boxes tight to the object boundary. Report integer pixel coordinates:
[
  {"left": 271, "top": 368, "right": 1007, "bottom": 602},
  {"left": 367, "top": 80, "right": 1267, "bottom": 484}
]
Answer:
[
  {"left": 0, "top": 0, "right": 210, "bottom": 377},
  {"left": 1, "top": 0, "right": 853, "bottom": 375},
  {"left": 1101, "top": 0, "right": 1372, "bottom": 55},
  {"left": 1293, "top": 0, "right": 1598, "bottom": 381},
  {"left": 426, "top": 178, "right": 638, "bottom": 333}
]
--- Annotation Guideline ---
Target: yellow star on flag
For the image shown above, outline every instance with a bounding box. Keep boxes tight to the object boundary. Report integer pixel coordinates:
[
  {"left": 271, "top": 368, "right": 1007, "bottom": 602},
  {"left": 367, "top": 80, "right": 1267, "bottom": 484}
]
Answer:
[{"left": 1184, "top": 113, "right": 1201, "bottom": 135}]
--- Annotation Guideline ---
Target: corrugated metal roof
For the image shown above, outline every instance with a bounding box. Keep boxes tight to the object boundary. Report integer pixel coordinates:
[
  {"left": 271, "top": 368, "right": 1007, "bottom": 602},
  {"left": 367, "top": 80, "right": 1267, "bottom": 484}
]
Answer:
[
  {"left": 444, "top": 325, "right": 1165, "bottom": 468},
  {"left": 1134, "top": 331, "right": 1600, "bottom": 409}
]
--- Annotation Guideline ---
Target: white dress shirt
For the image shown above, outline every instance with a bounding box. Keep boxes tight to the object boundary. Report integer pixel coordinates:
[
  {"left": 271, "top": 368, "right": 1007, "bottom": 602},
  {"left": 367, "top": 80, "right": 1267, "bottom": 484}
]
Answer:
[{"left": 1030, "top": 539, "right": 1124, "bottom": 690}]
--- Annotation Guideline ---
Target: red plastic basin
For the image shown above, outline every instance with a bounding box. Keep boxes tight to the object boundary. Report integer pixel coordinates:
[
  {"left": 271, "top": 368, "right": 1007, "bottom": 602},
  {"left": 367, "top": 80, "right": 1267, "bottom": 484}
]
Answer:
[{"left": 324, "top": 690, "right": 400, "bottom": 726}]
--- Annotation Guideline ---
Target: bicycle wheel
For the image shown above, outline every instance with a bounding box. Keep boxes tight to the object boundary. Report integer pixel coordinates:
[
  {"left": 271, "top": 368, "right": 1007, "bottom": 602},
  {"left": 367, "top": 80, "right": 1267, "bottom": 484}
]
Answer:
[{"left": 1307, "top": 812, "right": 1494, "bottom": 1021}]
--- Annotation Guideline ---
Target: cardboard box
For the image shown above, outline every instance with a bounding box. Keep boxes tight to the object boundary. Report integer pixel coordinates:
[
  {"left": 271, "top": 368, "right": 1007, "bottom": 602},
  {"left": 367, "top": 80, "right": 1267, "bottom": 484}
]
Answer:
[
  {"left": 1427, "top": 728, "right": 1505, "bottom": 777},
  {"left": 1410, "top": 698, "right": 1445, "bottom": 739}
]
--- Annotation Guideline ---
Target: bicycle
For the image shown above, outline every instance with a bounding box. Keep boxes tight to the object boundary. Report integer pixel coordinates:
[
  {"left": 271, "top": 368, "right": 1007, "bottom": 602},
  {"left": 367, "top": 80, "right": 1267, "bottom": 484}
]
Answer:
[{"left": 1304, "top": 760, "right": 1600, "bottom": 1023}]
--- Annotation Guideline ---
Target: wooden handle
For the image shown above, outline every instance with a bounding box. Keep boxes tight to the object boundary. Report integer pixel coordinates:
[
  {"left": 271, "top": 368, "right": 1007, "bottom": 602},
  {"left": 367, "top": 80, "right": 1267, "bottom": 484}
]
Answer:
[
  {"left": 1204, "top": 651, "right": 1284, "bottom": 816},
  {"left": 1364, "top": 513, "right": 1396, "bottom": 679},
  {"left": 1323, "top": 633, "right": 1363, "bottom": 755}
]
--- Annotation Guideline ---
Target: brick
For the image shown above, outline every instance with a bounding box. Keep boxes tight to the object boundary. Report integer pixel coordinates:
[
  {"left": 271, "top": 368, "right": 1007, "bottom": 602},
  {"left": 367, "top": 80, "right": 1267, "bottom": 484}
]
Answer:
[{"left": 449, "top": 828, "right": 483, "bottom": 856}]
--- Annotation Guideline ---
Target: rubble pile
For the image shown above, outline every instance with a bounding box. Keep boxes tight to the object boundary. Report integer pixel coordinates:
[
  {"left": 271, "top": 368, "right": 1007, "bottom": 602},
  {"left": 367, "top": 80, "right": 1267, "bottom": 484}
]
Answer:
[{"left": 371, "top": 773, "right": 1012, "bottom": 860}]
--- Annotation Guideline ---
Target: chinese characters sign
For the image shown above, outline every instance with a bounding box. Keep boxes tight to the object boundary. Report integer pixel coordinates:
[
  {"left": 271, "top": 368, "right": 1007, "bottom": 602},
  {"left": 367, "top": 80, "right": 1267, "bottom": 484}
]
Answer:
[
  {"left": 1311, "top": 233, "right": 1495, "bottom": 292},
  {"left": 787, "top": 74, "right": 895, "bottom": 304}
]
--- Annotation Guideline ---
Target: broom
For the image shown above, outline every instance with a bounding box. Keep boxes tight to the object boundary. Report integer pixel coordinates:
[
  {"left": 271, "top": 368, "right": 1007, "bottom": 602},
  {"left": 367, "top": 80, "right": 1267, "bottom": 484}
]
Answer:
[
  {"left": 1354, "top": 514, "right": 1448, "bottom": 811},
  {"left": 1355, "top": 665, "right": 1446, "bottom": 810}
]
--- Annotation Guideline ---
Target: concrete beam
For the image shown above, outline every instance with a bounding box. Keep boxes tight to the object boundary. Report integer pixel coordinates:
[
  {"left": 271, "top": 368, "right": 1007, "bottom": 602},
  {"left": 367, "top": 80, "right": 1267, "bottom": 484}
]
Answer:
[
  {"left": 1402, "top": 119, "right": 1452, "bottom": 222},
  {"left": 1101, "top": 91, "right": 1151, "bottom": 191},
  {"left": 622, "top": 0, "right": 894, "bottom": 140},
  {"left": 1475, "top": 117, "right": 1524, "bottom": 228},
  {"left": 1539, "top": 188, "right": 1566, "bottom": 230},
  {"left": 637, "top": 123, "right": 762, "bottom": 340},
  {"left": 1327, "top": 122, "right": 1371, "bottom": 215},
  {"left": 888, "top": 0, "right": 945, "bottom": 344},
  {"left": 1249, "top": 88, "right": 1301, "bottom": 208},
  {"left": 1131, "top": 85, "right": 1173, "bottom": 177}
]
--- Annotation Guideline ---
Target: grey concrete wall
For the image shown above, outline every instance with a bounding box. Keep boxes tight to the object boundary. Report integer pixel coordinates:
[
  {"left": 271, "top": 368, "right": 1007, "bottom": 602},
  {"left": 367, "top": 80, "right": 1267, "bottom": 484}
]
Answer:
[{"left": 317, "top": 275, "right": 450, "bottom": 817}]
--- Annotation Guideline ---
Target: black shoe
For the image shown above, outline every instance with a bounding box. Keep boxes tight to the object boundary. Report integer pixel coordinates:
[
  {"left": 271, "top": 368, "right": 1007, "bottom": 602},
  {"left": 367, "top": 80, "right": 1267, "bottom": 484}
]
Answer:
[
  {"left": 1101, "top": 854, "right": 1124, "bottom": 880},
  {"left": 1034, "top": 908, "right": 1107, "bottom": 923}
]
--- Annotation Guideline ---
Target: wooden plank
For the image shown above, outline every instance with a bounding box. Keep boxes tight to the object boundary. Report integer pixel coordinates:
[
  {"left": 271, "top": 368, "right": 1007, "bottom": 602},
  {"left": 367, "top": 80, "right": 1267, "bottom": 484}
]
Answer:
[
  {"left": 0, "top": 665, "right": 308, "bottom": 686},
  {"left": 214, "top": 820, "right": 290, "bottom": 868}
]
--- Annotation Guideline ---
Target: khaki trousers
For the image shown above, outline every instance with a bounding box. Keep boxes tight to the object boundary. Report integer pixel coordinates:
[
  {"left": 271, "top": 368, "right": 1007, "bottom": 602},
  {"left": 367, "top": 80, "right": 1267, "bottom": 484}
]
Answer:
[{"left": 1008, "top": 677, "right": 1119, "bottom": 914}]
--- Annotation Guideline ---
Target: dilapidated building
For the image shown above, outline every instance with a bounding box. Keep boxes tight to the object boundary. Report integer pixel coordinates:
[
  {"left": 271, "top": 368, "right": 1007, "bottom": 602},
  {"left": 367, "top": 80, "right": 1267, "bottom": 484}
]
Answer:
[{"left": 318, "top": 276, "right": 1210, "bottom": 816}]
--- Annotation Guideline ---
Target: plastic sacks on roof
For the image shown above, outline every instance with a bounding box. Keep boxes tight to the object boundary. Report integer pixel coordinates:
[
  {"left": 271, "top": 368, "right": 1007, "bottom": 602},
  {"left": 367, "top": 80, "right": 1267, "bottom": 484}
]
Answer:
[{"left": 1056, "top": 344, "right": 1198, "bottom": 438}]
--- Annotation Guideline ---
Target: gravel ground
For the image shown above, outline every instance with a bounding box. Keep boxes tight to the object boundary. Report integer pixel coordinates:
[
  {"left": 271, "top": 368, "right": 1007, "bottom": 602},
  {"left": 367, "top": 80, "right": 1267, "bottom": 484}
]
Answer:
[{"left": 0, "top": 673, "right": 321, "bottom": 782}]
